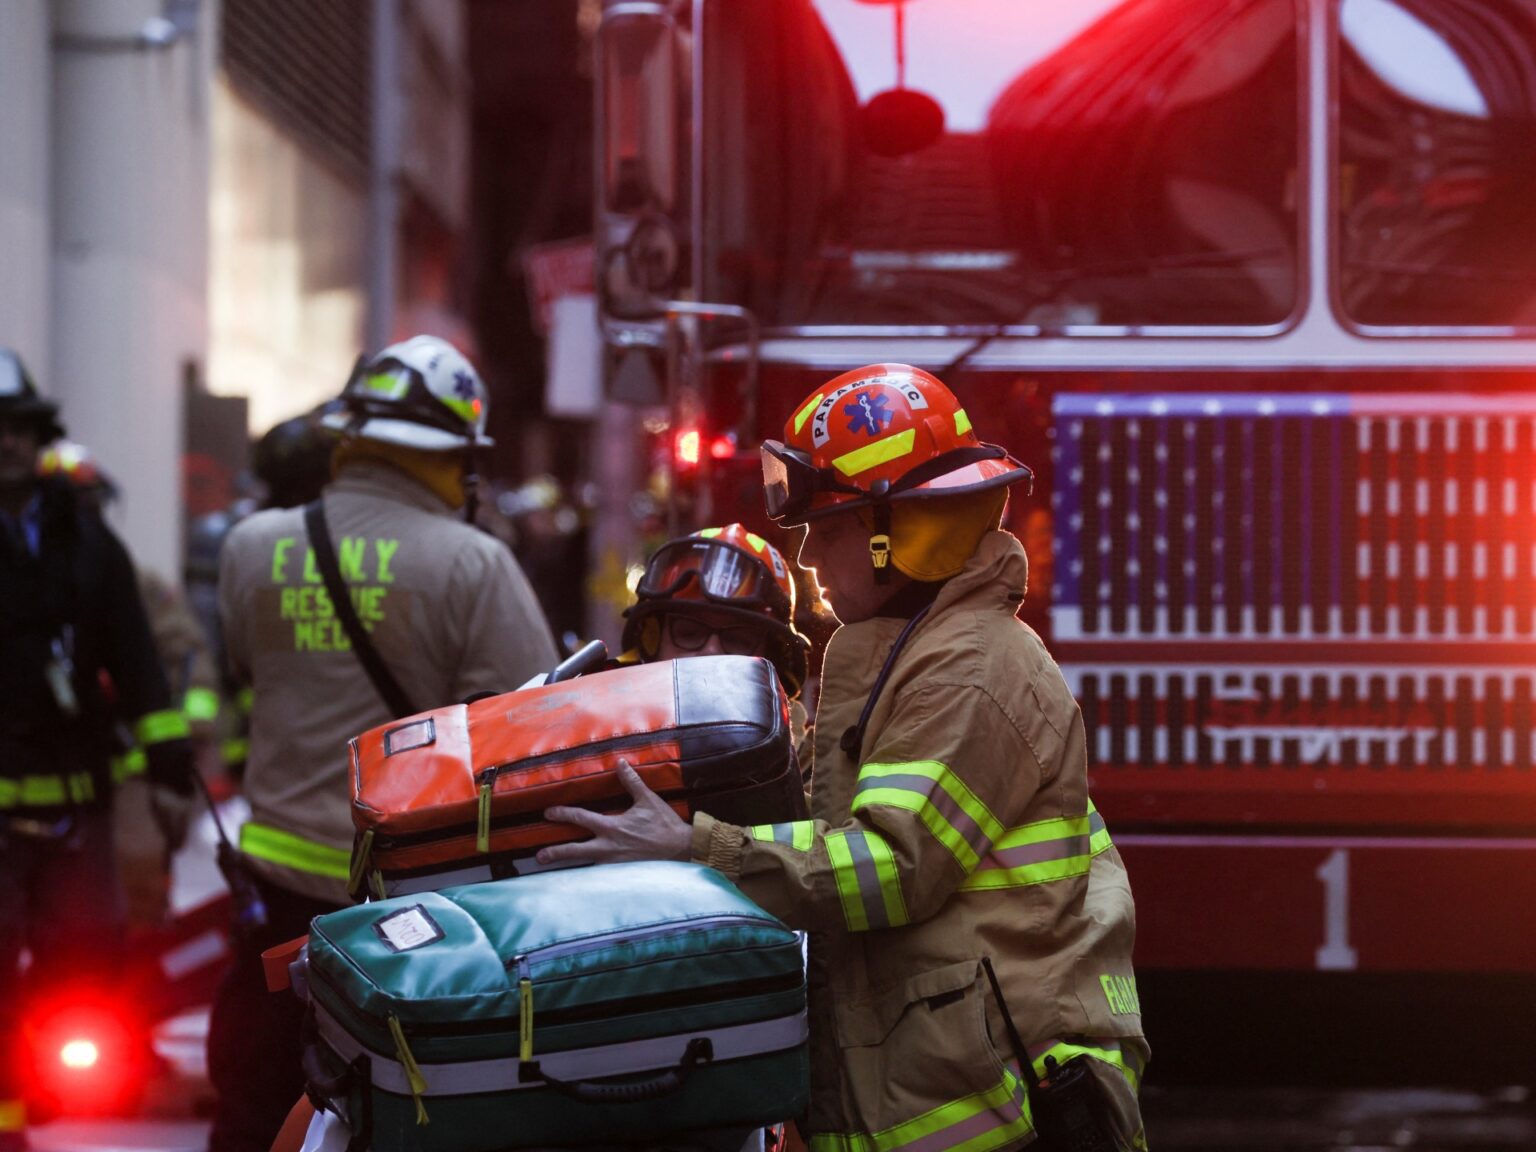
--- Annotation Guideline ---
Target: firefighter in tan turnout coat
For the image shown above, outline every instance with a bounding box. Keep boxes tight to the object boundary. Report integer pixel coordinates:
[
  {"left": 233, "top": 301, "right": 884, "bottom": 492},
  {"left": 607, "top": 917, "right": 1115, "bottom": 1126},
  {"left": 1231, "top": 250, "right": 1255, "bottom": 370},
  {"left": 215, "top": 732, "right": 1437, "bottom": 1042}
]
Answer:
[
  {"left": 545, "top": 364, "right": 1148, "bottom": 1151},
  {"left": 211, "top": 336, "right": 558, "bottom": 1152}
]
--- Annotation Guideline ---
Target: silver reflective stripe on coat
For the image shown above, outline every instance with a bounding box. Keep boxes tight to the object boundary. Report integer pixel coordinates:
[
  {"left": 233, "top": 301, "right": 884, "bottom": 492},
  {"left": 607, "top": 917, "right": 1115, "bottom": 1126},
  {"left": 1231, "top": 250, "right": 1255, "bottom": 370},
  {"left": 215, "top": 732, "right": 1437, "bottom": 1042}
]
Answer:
[{"left": 314, "top": 1004, "right": 808, "bottom": 1098}]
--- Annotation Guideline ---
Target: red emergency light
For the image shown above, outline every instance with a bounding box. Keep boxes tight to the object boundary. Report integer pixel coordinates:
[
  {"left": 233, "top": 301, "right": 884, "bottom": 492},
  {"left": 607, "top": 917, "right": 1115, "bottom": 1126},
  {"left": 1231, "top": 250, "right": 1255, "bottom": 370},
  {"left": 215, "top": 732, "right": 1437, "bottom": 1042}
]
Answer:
[{"left": 23, "top": 994, "right": 149, "bottom": 1116}]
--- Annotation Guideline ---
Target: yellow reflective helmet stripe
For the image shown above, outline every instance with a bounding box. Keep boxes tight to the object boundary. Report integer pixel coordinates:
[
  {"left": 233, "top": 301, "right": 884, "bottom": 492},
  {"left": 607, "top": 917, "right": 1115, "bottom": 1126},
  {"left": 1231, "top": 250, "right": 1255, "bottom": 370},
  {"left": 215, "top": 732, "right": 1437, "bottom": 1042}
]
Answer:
[
  {"left": 826, "top": 829, "right": 907, "bottom": 931},
  {"left": 959, "top": 803, "right": 1114, "bottom": 891},
  {"left": 793, "top": 392, "right": 825, "bottom": 436},
  {"left": 240, "top": 821, "right": 351, "bottom": 880},
  {"left": 697, "top": 527, "right": 722, "bottom": 538},
  {"left": 0, "top": 772, "right": 95, "bottom": 808},
  {"left": 136, "top": 708, "right": 190, "bottom": 746},
  {"left": 744, "top": 531, "right": 768, "bottom": 552},
  {"left": 184, "top": 687, "right": 220, "bottom": 723},
  {"left": 809, "top": 1065, "right": 1032, "bottom": 1152},
  {"left": 750, "top": 822, "right": 815, "bottom": 852},
  {"left": 954, "top": 408, "right": 973, "bottom": 437},
  {"left": 832, "top": 428, "right": 916, "bottom": 478},
  {"left": 852, "top": 761, "right": 1004, "bottom": 874}
]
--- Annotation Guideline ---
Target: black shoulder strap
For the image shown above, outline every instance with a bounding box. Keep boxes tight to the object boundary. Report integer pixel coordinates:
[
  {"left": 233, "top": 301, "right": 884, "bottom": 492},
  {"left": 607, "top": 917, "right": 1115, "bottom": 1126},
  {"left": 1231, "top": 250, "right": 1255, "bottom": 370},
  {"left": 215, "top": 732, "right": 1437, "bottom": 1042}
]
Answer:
[
  {"left": 303, "top": 500, "right": 418, "bottom": 719},
  {"left": 838, "top": 602, "right": 933, "bottom": 761}
]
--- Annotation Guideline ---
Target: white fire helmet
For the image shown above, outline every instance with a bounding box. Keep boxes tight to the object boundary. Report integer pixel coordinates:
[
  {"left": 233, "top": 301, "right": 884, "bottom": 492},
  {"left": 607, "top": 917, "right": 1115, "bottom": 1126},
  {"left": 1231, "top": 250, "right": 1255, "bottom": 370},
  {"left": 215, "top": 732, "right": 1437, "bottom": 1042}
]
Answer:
[{"left": 323, "top": 336, "right": 494, "bottom": 452}]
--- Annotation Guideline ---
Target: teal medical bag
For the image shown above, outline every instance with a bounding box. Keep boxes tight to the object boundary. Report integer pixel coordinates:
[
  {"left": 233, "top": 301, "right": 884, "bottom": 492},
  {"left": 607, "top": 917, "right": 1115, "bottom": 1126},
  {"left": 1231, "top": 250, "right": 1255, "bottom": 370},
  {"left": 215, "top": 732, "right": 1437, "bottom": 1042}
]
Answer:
[{"left": 301, "top": 861, "right": 809, "bottom": 1151}]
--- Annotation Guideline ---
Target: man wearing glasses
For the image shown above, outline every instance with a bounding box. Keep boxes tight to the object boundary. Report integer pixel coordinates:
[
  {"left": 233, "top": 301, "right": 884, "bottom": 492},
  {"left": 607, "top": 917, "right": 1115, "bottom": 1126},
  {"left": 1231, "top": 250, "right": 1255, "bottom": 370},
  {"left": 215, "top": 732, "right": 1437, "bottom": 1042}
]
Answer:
[{"left": 620, "top": 523, "right": 811, "bottom": 719}]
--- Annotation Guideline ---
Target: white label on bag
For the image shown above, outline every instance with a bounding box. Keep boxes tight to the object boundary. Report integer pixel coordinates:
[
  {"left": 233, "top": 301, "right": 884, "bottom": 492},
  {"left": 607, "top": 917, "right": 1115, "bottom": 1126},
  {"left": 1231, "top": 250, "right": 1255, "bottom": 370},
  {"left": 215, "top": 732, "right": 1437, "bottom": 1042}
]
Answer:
[{"left": 373, "top": 906, "right": 445, "bottom": 952}]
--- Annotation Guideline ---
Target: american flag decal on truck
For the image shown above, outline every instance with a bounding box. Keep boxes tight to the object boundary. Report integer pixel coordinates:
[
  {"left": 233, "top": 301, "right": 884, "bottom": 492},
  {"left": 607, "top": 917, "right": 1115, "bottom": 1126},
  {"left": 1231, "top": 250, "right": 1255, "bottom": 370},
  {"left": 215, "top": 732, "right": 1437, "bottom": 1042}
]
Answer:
[{"left": 1051, "top": 394, "right": 1536, "bottom": 787}]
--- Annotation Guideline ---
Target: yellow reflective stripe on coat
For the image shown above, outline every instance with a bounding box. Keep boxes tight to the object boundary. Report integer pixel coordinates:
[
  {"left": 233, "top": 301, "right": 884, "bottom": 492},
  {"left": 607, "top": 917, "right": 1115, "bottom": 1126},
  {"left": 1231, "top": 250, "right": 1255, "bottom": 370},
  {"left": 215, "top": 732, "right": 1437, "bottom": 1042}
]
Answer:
[
  {"left": 184, "top": 687, "right": 220, "bottom": 723},
  {"left": 826, "top": 829, "right": 907, "bottom": 931},
  {"left": 960, "top": 803, "right": 1113, "bottom": 891},
  {"left": 0, "top": 772, "right": 95, "bottom": 807},
  {"left": 222, "top": 736, "right": 250, "bottom": 765},
  {"left": 236, "top": 687, "right": 254, "bottom": 715},
  {"left": 852, "top": 761, "right": 1004, "bottom": 874},
  {"left": 112, "top": 746, "right": 147, "bottom": 783},
  {"left": 240, "top": 821, "right": 351, "bottom": 880},
  {"left": 809, "top": 1065, "right": 1032, "bottom": 1152},
  {"left": 135, "top": 708, "right": 190, "bottom": 746},
  {"left": 750, "top": 822, "right": 815, "bottom": 851}
]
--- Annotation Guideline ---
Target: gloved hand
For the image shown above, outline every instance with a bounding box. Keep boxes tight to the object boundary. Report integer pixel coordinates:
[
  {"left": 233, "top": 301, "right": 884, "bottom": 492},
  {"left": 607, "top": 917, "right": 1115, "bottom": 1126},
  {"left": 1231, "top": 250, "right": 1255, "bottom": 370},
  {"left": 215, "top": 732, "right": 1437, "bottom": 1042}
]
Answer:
[
  {"left": 150, "top": 784, "right": 196, "bottom": 854},
  {"left": 144, "top": 736, "right": 196, "bottom": 796}
]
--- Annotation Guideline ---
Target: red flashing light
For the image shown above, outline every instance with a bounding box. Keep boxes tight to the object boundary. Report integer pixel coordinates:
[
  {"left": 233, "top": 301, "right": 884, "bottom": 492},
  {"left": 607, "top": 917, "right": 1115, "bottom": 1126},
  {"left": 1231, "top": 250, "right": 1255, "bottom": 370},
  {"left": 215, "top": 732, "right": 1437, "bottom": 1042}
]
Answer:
[
  {"left": 708, "top": 434, "right": 736, "bottom": 460},
  {"left": 24, "top": 996, "right": 146, "bottom": 1116},
  {"left": 59, "top": 1038, "right": 101, "bottom": 1069},
  {"left": 675, "top": 429, "right": 701, "bottom": 469}
]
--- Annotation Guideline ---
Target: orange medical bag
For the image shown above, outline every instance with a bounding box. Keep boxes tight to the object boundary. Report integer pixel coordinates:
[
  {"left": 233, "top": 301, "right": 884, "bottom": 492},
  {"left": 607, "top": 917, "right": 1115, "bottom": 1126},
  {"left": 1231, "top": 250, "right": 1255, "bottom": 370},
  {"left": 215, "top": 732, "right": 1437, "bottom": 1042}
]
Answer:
[{"left": 346, "top": 654, "right": 804, "bottom": 898}]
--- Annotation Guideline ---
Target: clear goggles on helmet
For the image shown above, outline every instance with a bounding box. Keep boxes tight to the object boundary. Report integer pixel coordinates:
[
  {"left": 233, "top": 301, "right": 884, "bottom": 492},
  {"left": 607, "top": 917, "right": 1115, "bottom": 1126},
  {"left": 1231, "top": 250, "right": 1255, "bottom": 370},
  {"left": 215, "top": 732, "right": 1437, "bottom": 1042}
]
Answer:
[
  {"left": 763, "top": 439, "right": 1030, "bottom": 523},
  {"left": 760, "top": 441, "right": 864, "bottom": 524},
  {"left": 636, "top": 538, "right": 790, "bottom": 617},
  {"left": 341, "top": 357, "right": 479, "bottom": 438}
]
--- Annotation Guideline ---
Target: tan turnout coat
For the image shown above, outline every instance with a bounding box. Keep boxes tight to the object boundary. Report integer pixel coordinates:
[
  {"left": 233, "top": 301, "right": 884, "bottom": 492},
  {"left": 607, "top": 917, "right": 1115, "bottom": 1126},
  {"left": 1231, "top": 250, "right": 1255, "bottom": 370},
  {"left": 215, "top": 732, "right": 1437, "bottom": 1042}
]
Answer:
[
  {"left": 220, "top": 460, "right": 558, "bottom": 903},
  {"left": 694, "top": 532, "right": 1148, "bottom": 1151}
]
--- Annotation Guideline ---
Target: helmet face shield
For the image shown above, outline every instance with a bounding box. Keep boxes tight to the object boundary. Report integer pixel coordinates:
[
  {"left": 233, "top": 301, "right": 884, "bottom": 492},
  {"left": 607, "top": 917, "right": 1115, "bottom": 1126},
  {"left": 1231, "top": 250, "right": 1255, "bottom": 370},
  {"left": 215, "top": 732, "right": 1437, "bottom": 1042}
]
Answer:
[
  {"left": 342, "top": 359, "right": 478, "bottom": 441},
  {"left": 636, "top": 537, "right": 790, "bottom": 618}
]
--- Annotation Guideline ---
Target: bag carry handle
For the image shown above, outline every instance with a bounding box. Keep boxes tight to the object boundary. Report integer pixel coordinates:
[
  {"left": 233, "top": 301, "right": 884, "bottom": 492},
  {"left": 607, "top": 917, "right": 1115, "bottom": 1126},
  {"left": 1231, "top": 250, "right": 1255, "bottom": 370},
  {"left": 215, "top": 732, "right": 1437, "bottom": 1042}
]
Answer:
[{"left": 519, "top": 1036, "right": 713, "bottom": 1103}]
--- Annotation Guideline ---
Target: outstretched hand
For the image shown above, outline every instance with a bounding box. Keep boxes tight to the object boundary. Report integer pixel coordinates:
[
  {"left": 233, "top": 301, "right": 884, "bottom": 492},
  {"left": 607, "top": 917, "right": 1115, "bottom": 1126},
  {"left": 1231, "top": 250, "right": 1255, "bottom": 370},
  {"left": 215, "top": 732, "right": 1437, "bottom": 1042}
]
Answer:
[{"left": 538, "top": 759, "right": 692, "bottom": 867}]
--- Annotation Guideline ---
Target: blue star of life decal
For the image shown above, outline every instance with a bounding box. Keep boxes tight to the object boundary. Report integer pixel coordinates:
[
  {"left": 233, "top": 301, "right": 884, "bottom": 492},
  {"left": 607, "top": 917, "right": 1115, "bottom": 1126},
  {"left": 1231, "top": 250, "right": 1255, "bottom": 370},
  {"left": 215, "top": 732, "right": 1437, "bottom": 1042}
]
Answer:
[
  {"left": 843, "top": 391, "right": 894, "bottom": 438},
  {"left": 452, "top": 370, "right": 477, "bottom": 399}
]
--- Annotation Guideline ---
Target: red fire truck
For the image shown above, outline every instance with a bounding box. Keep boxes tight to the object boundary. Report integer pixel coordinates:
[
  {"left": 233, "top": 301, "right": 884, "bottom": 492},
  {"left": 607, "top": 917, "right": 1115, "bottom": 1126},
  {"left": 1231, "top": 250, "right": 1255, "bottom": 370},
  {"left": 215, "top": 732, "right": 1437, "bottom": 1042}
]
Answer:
[{"left": 595, "top": 0, "right": 1536, "bottom": 1080}]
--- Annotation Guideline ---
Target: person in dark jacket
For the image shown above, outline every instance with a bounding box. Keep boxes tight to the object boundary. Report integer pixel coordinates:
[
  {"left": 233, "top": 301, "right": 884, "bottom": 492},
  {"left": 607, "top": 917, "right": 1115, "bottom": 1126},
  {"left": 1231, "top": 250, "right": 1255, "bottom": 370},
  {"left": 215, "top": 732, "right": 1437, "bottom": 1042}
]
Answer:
[{"left": 0, "top": 348, "right": 194, "bottom": 1150}]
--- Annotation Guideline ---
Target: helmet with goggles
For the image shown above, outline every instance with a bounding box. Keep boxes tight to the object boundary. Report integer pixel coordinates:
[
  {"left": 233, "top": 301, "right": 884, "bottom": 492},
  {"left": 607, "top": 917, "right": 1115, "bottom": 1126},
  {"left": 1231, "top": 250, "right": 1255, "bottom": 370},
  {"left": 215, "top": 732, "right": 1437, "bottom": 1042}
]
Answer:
[
  {"left": 322, "top": 336, "right": 491, "bottom": 452},
  {"left": 621, "top": 524, "right": 809, "bottom": 696},
  {"left": 761, "top": 364, "right": 1032, "bottom": 578}
]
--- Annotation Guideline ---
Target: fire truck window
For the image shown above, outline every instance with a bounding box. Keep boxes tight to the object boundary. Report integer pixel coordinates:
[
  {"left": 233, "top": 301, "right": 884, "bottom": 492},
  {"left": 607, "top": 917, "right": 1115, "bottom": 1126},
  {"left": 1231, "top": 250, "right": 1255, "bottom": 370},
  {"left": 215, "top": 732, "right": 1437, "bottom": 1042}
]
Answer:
[
  {"left": 701, "top": 0, "right": 1300, "bottom": 330},
  {"left": 1337, "top": 0, "right": 1536, "bottom": 329}
]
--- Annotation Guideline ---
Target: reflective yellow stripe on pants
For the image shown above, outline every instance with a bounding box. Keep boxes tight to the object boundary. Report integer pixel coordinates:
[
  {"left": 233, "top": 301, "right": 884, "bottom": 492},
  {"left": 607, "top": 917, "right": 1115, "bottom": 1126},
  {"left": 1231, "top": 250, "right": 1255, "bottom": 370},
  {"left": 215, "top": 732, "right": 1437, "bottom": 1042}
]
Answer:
[
  {"left": 239, "top": 821, "right": 351, "bottom": 880},
  {"left": 808, "top": 1065, "right": 1033, "bottom": 1152}
]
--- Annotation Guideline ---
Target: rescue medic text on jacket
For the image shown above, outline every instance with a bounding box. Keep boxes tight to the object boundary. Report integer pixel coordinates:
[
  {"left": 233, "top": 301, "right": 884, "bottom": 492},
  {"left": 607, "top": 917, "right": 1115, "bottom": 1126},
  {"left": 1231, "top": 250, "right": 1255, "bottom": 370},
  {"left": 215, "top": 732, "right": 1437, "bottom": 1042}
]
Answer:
[
  {"left": 218, "top": 459, "right": 560, "bottom": 904},
  {"left": 693, "top": 531, "right": 1148, "bottom": 1151}
]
